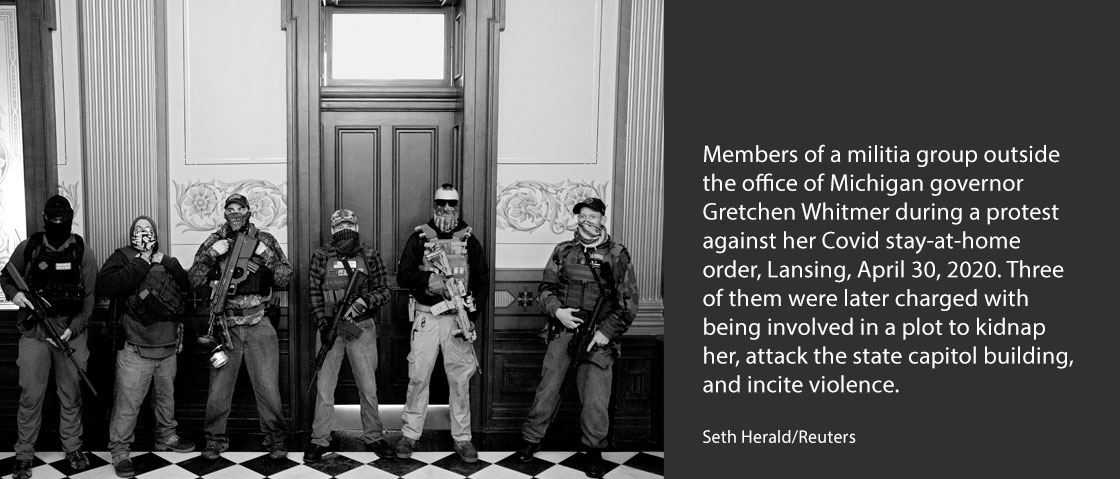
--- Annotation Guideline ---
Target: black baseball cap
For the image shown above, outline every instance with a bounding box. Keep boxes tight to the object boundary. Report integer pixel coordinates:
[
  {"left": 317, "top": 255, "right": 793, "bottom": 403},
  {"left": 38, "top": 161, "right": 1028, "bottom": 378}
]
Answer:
[
  {"left": 44, "top": 195, "right": 74, "bottom": 223},
  {"left": 572, "top": 197, "right": 606, "bottom": 215},
  {"left": 225, "top": 193, "right": 250, "bottom": 209}
]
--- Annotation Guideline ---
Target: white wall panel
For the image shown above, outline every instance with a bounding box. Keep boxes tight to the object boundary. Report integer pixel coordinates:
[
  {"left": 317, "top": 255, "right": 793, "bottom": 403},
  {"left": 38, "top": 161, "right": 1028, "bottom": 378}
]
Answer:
[
  {"left": 0, "top": 6, "right": 25, "bottom": 273},
  {"left": 166, "top": 0, "right": 288, "bottom": 268},
  {"left": 496, "top": 0, "right": 620, "bottom": 269}
]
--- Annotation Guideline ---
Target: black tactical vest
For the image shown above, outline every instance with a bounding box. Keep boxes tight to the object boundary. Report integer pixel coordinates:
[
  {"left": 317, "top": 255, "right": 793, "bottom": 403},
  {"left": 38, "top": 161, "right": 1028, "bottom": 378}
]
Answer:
[
  {"left": 560, "top": 254, "right": 604, "bottom": 311},
  {"left": 24, "top": 232, "right": 85, "bottom": 316},
  {"left": 124, "top": 253, "right": 185, "bottom": 324}
]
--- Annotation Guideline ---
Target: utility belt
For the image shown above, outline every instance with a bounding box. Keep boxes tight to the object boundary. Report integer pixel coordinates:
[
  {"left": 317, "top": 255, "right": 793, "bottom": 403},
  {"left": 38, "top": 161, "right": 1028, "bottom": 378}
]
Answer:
[
  {"left": 222, "top": 303, "right": 265, "bottom": 318},
  {"left": 220, "top": 304, "right": 266, "bottom": 327},
  {"left": 124, "top": 341, "right": 176, "bottom": 360},
  {"left": 411, "top": 299, "right": 462, "bottom": 317}
]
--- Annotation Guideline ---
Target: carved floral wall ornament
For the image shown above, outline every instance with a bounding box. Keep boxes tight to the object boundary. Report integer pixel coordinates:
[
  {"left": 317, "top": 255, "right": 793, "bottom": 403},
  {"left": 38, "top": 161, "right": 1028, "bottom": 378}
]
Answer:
[
  {"left": 496, "top": 179, "right": 608, "bottom": 233},
  {"left": 173, "top": 178, "right": 288, "bottom": 233},
  {"left": 58, "top": 181, "right": 81, "bottom": 230}
]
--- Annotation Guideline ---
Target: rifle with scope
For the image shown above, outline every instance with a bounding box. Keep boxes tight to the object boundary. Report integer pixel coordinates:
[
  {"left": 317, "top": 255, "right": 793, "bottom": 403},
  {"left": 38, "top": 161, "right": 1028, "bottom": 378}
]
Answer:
[{"left": 197, "top": 232, "right": 260, "bottom": 368}]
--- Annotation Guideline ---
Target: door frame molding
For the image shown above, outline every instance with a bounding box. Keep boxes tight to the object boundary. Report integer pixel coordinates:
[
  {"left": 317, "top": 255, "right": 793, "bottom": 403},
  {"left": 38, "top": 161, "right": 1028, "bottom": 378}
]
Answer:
[
  {"left": 284, "top": 0, "right": 503, "bottom": 434},
  {"left": 16, "top": 0, "right": 60, "bottom": 229}
]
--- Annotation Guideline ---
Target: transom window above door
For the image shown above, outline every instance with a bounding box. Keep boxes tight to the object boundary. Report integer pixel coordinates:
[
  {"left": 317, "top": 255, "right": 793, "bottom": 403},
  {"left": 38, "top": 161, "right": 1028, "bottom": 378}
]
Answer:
[{"left": 326, "top": 11, "right": 452, "bottom": 84}]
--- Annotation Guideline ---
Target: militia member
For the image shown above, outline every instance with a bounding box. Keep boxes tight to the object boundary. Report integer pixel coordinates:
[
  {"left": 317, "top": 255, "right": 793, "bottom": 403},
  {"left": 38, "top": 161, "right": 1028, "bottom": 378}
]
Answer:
[
  {"left": 395, "top": 184, "right": 489, "bottom": 462},
  {"left": 515, "top": 198, "right": 639, "bottom": 478},
  {"left": 98, "top": 216, "right": 196, "bottom": 477},
  {"left": 0, "top": 195, "right": 97, "bottom": 479},
  {"left": 305, "top": 209, "right": 393, "bottom": 462},
  {"left": 188, "top": 193, "right": 292, "bottom": 460}
]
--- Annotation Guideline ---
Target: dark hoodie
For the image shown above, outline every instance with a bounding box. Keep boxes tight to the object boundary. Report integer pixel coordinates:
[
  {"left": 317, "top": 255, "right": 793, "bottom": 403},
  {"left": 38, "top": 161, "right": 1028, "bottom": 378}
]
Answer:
[{"left": 96, "top": 216, "right": 190, "bottom": 349}]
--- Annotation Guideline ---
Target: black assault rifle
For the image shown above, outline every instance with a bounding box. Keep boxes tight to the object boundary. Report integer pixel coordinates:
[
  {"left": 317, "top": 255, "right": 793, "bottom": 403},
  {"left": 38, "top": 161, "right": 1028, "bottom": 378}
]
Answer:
[
  {"left": 197, "top": 232, "right": 260, "bottom": 364},
  {"left": 3, "top": 261, "right": 98, "bottom": 395},
  {"left": 308, "top": 267, "right": 367, "bottom": 394}
]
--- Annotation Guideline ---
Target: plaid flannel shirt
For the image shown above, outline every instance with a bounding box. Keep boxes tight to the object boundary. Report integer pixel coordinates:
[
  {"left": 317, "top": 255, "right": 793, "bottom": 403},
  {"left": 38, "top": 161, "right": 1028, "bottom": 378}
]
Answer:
[{"left": 309, "top": 244, "right": 391, "bottom": 330}]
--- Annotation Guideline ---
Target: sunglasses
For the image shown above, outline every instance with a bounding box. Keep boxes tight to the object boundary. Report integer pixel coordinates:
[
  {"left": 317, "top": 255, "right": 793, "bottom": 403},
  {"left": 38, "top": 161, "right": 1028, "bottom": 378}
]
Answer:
[{"left": 435, "top": 199, "right": 459, "bottom": 207}]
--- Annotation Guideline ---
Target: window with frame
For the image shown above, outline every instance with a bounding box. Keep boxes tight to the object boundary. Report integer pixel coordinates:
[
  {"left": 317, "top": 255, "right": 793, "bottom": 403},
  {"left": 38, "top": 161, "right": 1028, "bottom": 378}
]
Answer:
[{"left": 325, "top": 10, "right": 453, "bottom": 85}]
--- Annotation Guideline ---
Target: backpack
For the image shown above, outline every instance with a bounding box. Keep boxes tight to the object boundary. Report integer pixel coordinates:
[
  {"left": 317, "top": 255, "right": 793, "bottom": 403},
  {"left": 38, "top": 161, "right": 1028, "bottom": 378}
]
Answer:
[{"left": 125, "top": 263, "right": 184, "bottom": 325}]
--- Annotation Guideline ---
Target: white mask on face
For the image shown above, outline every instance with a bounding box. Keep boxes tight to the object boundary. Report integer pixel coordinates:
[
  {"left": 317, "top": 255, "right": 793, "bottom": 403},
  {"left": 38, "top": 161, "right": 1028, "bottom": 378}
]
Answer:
[{"left": 132, "top": 225, "right": 156, "bottom": 252}]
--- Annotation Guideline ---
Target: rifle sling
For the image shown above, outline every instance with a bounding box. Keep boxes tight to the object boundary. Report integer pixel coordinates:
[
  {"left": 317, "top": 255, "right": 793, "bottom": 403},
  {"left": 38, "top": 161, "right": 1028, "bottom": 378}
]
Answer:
[
  {"left": 582, "top": 248, "right": 610, "bottom": 318},
  {"left": 336, "top": 255, "right": 359, "bottom": 319}
]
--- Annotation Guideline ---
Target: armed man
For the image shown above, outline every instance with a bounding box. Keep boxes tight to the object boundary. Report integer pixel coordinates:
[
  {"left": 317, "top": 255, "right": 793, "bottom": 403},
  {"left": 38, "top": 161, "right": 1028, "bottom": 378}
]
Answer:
[
  {"left": 0, "top": 195, "right": 98, "bottom": 479},
  {"left": 514, "top": 197, "right": 639, "bottom": 479},
  {"left": 395, "top": 183, "right": 489, "bottom": 463},
  {"left": 305, "top": 209, "right": 393, "bottom": 462},
  {"left": 187, "top": 193, "right": 292, "bottom": 460}
]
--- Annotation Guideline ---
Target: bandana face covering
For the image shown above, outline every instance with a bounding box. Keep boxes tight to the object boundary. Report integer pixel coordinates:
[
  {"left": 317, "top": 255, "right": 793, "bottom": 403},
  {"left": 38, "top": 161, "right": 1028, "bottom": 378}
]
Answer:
[
  {"left": 434, "top": 210, "right": 458, "bottom": 233},
  {"left": 577, "top": 221, "right": 605, "bottom": 245},
  {"left": 331, "top": 229, "right": 360, "bottom": 256},
  {"left": 225, "top": 211, "right": 249, "bottom": 232},
  {"left": 433, "top": 190, "right": 460, "bottom": 233},
  {"left": 131, "top": 225, "right": 156, "bottom": 252}
]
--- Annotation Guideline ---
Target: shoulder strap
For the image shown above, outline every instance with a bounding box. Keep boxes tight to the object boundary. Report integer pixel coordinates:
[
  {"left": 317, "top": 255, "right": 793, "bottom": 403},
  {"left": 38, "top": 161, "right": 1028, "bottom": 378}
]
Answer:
[
  {"left": 23, "top": 232, "right": 44, "bottom": 267},
  {"left": 582, "top": 248, "right": 607, "bottom": 294},
  {"left": 417, "top": 224, "right": 438, "bottom": 240},
  {"left": 71, "top": 234, "right": 85, "bottom": 262}
]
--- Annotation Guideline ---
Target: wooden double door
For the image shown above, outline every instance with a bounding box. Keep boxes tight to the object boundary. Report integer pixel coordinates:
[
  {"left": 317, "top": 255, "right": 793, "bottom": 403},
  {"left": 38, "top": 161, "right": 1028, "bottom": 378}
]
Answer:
[{"left": 320, "top": 109, "right": 464, "bottom": 404}]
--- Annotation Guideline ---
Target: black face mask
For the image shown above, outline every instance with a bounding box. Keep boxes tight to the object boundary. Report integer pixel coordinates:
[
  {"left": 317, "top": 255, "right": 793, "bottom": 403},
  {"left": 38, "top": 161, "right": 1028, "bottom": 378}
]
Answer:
[
  {"left": 331, "top": 229, "right": 360, "bottom": 255},
  {"left": 45, "top": 220, "right": 73, "bottom": 246}
]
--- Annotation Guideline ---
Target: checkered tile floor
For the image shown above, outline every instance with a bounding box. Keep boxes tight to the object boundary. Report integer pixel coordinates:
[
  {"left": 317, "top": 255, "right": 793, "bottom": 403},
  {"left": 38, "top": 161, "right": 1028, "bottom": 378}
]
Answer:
[{"left": 0, "top": 450, "right": 663, "bottom": 479}]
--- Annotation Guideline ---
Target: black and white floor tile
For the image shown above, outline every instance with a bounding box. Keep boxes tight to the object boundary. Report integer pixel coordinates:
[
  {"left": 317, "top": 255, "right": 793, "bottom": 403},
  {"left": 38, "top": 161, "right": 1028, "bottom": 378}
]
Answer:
[{"left": 0, "top": 450, "right": 664, "bottom": 479}]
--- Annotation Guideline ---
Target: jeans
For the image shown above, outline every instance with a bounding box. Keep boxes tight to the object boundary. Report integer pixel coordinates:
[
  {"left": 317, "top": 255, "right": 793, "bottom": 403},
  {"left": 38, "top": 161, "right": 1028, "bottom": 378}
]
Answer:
[
  {"left": 521, "top": 330, "right": 615, "bottom": 449},
  {"left": 14, "top": 333, "right": 90, "bottom": 460},
  {"left": 108, "top": 344, "right": 179, "bottom": 456},
  {"left": 311, "top": 319, "right": 386, "bottom": 447},
  {"left": 401, "top": 311, "right": 476, "bottom": 442},
  {"left": 204, "top": 320, "right": 287, "bottom": 448}
]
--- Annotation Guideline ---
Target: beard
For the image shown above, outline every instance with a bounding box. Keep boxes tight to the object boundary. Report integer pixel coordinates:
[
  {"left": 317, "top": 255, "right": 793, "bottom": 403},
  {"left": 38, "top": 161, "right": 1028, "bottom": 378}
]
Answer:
[
  {"left": 331, "top": 229, "right": 361, "bottom": 255},
  {"left": 225, "top": 211, "right": 249, "bottom": 232}
]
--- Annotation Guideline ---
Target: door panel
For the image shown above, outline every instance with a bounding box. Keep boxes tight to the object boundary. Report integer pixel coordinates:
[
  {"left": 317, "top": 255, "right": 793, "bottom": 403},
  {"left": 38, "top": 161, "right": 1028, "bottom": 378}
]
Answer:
[{"left": 322, "top": 110, "right": 458, "bottom": 403}]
